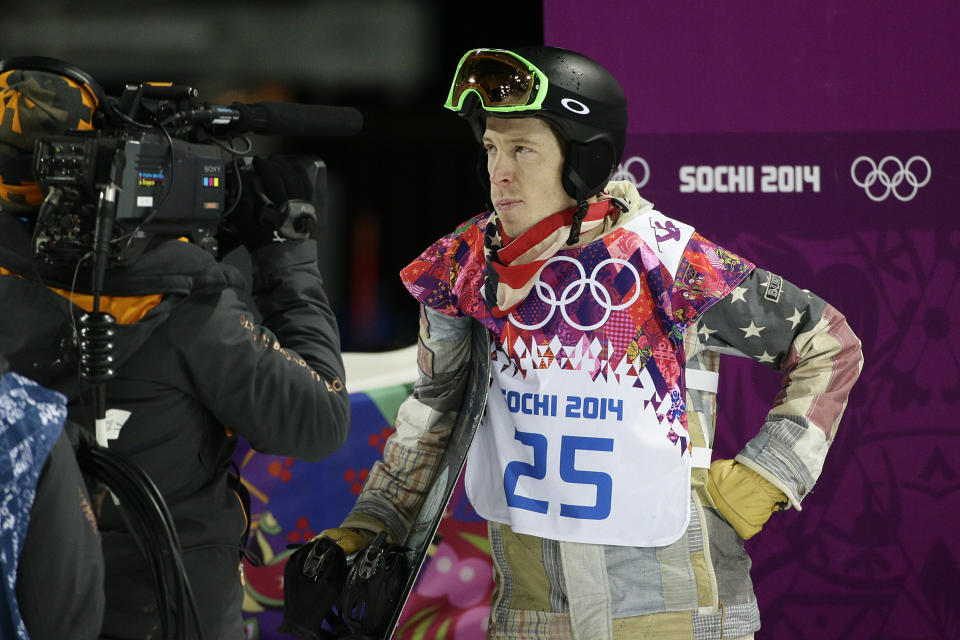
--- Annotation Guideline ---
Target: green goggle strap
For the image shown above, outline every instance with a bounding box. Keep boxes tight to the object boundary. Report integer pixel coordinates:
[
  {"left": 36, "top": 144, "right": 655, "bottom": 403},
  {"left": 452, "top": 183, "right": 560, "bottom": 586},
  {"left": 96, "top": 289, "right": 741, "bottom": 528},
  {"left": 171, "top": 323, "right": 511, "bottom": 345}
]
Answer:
[{"left": 443, "top": 49, "right": 550, "bottom": 114}]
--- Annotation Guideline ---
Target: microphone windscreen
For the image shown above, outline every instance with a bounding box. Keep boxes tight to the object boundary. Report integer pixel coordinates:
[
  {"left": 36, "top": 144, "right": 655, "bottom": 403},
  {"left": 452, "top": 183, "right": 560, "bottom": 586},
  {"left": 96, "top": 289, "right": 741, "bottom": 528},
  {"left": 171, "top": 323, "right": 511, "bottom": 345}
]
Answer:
[{"left": 251, "top": 102, "right": 363, "bottom": 137}]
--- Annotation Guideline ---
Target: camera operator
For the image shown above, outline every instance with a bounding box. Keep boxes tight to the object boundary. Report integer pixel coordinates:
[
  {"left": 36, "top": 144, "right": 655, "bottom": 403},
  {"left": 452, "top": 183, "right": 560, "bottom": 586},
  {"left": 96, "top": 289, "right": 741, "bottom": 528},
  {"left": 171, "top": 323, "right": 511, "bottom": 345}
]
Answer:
[{"left": 0, "top": 64, "right": 350, "bottom": 639}]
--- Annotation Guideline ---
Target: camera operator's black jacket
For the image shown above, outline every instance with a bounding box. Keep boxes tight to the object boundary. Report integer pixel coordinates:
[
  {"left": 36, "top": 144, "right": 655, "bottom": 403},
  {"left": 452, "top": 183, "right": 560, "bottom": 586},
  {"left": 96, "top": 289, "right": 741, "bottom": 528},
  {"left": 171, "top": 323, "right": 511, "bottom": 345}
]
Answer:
[{"left": 0, "top": 212, "right": 350, "bottom": 640}]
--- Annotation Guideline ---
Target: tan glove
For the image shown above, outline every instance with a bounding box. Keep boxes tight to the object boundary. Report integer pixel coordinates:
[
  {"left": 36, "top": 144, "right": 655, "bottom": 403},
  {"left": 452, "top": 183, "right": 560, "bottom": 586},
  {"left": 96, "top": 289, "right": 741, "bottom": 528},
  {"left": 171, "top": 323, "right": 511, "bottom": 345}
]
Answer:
[
  {"left": 314, "top": 527, "right": 377, "bottom": 555},
  {"left": 706, "top": 459, "right": 788, "bottom": 540}
]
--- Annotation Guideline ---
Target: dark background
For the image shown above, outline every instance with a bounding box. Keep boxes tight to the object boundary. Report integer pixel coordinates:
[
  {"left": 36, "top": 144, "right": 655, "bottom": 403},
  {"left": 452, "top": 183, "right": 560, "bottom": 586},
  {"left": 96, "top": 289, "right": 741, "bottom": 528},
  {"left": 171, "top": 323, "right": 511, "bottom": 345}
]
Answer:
[{"left": 0, "top": 0, "right": 545, "bottom": 351}]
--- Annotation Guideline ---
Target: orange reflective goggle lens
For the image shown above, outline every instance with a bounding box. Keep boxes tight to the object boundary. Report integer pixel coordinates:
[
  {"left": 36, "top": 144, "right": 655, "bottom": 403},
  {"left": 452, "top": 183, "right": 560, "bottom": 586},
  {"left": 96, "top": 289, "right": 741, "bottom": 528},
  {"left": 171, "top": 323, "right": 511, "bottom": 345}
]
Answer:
[{"left": 444, "top": 49, "right": 548, "bottom": 113}]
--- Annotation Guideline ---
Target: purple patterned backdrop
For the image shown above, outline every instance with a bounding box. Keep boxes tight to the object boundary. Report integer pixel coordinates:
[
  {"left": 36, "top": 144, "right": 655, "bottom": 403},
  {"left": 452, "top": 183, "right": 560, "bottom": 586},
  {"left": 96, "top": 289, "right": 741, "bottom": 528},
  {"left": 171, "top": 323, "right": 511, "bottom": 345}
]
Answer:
[
  {"left": 545, "top": 4, "right": 960, "bottom": 638},
  {"left": 543, "top": 3, "right": 960, "bottom": 135}
]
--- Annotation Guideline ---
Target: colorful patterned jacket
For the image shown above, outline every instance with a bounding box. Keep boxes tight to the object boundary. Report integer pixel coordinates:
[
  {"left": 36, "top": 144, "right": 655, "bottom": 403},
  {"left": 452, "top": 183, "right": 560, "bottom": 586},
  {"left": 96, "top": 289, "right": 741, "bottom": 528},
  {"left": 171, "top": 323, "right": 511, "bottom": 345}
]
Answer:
[{"left": 342, "top": 181, "right": 862, "bottom": 639}]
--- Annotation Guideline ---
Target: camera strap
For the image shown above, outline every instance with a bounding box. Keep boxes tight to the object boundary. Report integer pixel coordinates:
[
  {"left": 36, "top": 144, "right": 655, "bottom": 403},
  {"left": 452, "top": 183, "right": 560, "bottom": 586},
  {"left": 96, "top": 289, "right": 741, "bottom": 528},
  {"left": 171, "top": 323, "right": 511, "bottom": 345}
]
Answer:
[{"left": 226, "top": 460, "right": 258, "bottom": 566}]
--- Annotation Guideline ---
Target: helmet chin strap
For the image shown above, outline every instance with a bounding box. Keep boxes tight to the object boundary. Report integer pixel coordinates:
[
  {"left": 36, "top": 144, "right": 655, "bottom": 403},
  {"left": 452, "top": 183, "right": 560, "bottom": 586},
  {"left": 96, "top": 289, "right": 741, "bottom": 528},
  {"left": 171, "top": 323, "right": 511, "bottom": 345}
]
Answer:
[{"left": 564, "top": 168, "right": 591, "bottom": 246}]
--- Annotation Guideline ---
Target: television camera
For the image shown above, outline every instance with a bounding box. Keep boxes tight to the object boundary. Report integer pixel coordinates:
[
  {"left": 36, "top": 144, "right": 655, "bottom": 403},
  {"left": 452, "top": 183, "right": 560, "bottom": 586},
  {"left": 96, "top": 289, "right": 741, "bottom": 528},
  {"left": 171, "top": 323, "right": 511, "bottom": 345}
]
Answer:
[
  {"left": 0, "top": 56, "right": 362, "bottom": 267},
  {"left": 0, "top": 58, "right": 364, "bottom": 640}
]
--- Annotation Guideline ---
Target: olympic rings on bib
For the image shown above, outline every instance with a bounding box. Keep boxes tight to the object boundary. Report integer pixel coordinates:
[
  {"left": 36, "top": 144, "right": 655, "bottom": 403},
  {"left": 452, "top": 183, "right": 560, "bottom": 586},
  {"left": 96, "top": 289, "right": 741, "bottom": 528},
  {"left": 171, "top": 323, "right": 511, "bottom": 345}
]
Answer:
[
  {"left": 850, "top": 155, "right": 931, "bottom": 202},
  {"left": 509, "top": 255, "right": 641, "bottom": 331}
]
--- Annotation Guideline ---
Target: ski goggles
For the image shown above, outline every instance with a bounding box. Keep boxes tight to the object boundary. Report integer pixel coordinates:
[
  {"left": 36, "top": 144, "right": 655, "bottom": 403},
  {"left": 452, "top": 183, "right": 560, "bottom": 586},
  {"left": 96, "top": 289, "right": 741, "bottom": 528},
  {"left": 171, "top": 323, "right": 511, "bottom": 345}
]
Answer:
[{"left": 443, "top": 49, "right": 549, "bottom": 113}]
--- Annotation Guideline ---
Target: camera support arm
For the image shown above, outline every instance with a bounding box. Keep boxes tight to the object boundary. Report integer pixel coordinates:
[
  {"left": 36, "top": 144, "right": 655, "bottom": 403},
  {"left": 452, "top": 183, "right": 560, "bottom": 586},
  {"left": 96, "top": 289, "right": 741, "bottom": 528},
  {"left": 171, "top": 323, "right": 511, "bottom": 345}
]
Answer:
[{"left": 80, "top": 154, "right": 125, "bottom": 447}]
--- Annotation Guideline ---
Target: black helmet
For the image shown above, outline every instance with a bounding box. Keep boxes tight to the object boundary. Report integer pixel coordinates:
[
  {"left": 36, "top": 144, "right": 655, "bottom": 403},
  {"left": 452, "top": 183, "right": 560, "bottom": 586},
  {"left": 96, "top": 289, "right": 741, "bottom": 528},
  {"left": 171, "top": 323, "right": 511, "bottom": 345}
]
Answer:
[
  {"left": 0, "top": 56, "right": 107, "bottom": 213},
  {"left": 444, "top": 46, "right": 628, "bottom": 203}
]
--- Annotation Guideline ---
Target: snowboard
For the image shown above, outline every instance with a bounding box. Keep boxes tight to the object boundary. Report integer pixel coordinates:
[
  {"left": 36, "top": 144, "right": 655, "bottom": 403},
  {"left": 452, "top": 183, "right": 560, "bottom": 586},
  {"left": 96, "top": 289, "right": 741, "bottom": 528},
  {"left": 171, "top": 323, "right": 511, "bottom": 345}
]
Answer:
[{"left": 376, "top": 323, "right": 490, "bottom": 640}]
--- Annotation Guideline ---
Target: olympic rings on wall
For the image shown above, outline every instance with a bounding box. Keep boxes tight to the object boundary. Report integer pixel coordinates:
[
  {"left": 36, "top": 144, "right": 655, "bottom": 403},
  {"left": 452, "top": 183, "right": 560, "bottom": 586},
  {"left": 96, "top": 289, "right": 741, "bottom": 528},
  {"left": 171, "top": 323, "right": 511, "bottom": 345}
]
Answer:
[
  {"left": 612, "top": 156, "right": 650, "bottom": 189},
  {"left": 850, "top": 155, "right": 931, "bottom": 202}
]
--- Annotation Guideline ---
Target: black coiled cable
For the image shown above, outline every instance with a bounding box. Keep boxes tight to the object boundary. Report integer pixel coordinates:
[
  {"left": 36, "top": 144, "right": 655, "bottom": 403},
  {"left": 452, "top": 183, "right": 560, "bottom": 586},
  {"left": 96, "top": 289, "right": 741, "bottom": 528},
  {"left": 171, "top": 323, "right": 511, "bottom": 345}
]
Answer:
[
  {"left": 78, "top": 312, "right": 116, "bottom": 384},
  {"left": 75, "top": 438, "right": 205, "bottom": 640}
]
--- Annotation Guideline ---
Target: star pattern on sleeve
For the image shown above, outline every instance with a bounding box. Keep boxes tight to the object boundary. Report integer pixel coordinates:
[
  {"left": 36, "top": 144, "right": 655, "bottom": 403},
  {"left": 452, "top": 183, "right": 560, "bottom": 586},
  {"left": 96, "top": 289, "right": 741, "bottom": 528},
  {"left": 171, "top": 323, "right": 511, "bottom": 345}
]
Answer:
[
  {"left": 756, "top": 350, "right": 776, "bottom": 363},
  {"left": 787, "top": 307, "right": 805, "bottom": 330},
  {"left": 729, "top": 286, "right": 748, "bottom": 304},
  {"left": 698, "top": 323, "right": 718, "bottom": 340},
  {"left": 740, "top": 321, "right": 766, "bottom": 338}
]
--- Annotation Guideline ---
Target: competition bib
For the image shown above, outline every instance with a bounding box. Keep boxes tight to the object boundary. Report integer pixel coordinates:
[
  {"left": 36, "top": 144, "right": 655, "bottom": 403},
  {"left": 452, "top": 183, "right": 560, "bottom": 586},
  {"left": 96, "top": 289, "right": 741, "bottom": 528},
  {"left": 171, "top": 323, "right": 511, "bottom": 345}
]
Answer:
[{"left": 465, "top": 345, "right": 693, "bottom": 548}]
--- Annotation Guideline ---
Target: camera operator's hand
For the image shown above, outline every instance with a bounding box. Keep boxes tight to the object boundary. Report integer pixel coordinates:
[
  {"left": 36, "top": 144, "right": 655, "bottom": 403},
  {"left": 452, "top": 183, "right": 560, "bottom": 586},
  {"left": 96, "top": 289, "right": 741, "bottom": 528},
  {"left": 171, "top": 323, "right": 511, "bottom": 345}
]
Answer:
[{"left": 219, "top": 156, "right": 316, "bottom": 256}]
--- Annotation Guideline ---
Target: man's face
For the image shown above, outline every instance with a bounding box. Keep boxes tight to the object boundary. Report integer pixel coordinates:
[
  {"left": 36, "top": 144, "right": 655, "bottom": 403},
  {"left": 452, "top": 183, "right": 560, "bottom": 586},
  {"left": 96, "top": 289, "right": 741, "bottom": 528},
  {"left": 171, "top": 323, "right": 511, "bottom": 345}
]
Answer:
[{"left": 483, "top": 116, "right": 575, "bottom": 238}]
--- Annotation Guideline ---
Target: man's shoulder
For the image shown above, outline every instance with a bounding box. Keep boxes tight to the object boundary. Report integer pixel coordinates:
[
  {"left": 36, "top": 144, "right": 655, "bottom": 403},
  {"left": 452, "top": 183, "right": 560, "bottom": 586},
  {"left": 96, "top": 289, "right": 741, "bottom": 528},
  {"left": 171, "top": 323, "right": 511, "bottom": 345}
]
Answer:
[
  {"left": 400, "top": 211, "right": 490, "bottom": 317},
  {"left": 445, "top": 211, "right": 489, "bottom": 242},
  {"left": 611, "top": 208, "right": 697, "bottom": 278},
  {"left": 414, "top": 211, "right": 488, "bottom": 264}
]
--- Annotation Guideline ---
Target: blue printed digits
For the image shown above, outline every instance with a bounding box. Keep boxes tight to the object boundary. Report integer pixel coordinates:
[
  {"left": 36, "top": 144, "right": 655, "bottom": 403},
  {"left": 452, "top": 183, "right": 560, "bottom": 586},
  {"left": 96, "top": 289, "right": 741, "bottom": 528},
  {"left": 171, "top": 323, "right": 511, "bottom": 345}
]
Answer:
[
  {"left": 565, "top": 395, "right": 624, "bottom": 420},
  {"left": 559, "top": 436, "right": 613, "bottom": 519},
  {"left": 503, "top": 431, "right": 614, "bottom": 520},
  {"left": 503, "top": 429, "right": 549, "bottom": 514}
]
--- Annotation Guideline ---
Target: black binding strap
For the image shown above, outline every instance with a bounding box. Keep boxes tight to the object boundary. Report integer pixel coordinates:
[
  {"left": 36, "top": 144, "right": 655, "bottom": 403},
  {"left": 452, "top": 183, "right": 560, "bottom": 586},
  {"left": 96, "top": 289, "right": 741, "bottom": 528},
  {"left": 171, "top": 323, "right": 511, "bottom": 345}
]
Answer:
[{"left": 339, "top": 532, "right": 410, "bottom": 638}]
